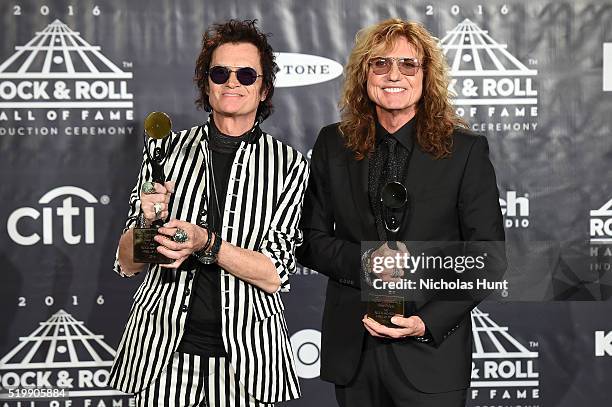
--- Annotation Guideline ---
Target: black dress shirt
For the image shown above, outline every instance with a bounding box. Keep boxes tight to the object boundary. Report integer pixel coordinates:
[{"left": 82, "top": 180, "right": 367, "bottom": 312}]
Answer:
[{"left": 178, "top": 121, "right": 249, "bottom": 357}]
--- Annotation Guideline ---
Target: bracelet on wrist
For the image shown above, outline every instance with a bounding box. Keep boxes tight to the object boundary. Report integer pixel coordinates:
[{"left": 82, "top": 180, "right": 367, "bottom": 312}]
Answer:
[
  {"left": 193, "top": 230, "right": 222, "bottom": 264},
  {"left": 209, "top": 232, "right": 222, "bottom": 258},
  {"left": 200, "top": 226, "right": 213, "bottom": 252},
  {"left": 193, "top": 226, "right": 211, "bottom": 256}
]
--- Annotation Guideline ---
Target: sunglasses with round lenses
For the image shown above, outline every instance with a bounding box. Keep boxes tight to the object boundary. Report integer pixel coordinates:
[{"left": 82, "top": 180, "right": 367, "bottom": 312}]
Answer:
[
  {"left": 369, "top": 57, "right": 421, "bottom": 76},
  {"left": 208, "top": 65, "right": 262, "bottom": 86}
]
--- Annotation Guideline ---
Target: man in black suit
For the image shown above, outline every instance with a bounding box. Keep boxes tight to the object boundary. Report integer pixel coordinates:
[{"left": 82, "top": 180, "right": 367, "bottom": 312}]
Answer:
[{"left": 296, "top": 18, "right": 505, "bottom": 407}]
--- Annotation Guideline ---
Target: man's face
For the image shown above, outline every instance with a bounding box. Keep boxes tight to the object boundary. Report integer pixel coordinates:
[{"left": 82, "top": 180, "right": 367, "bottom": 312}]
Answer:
[
  {"left": 366, "top": 36, "right": 423, "bottom": 121},
  {"left": 207, "top": 42, "right": 266, "bottom": 121}
]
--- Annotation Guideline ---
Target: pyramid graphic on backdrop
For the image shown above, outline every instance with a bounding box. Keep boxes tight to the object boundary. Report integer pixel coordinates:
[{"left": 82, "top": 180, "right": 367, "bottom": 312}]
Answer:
[
  {"left": 0, "top": 309, "right": 116, "bottom": 369},
  {"left": 471, "top": 307, "right": 538, "bottom": 359},
  {"left": 0, "top": 19, "right": 132, "bottom": 79},
  {"left": 591, "top": 198, "right": 612, "bottom": 217},
  {"left": 0, "top": 310, "right": 129, "bottom": 399},
  {"left": 440, "top": 19, "right": 537, "bottom": 77}
]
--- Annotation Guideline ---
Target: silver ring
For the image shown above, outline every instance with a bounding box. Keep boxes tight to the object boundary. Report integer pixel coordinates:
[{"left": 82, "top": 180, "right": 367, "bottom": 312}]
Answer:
[
  {"left": 141, "top": 181, "right": 156, "bottom": 194},
  {"left": 173, "top": 228, "right": 189, "bottom": 243},
  {"left": 153, "top": 202, "right": 163, "bottom": 218}
]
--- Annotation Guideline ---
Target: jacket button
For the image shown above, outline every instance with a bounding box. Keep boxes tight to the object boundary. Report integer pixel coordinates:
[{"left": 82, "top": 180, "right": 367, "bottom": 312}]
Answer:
[
  {"left": 185, "top": 288, "right": 191, "bottom": 295},
  {"left": 186, "top": 271, "right": 194, "bottom": 280},
  {"left": 181, "top": 305, "right": 188, "bottom": 312}
]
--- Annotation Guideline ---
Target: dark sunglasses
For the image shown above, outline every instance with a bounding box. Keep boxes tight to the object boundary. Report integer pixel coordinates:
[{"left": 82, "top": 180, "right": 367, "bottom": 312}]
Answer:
[
  {"left": 381, "top": 181, "right": 408, "bottom": 233},
  {"left": 207, "top": 65, "right": 262, "bottom": 86},
  {"left": 369, "top": 57, "right": 422, "bottom": 76}
]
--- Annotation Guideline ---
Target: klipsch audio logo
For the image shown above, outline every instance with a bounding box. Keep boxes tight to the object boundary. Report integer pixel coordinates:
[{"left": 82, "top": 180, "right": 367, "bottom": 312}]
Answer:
[
  {"left": 0, "top": 19, "right": 134, "bottom": 136},
  {"left": 499, "top": 191, "right": 530, "bottom": 229},
  {"left": 470, "top": 307, "right": 540, "bottom": 406},
  {"left": 0, "top": 310, "right": 131, "bottom": 404},
  {"left": 440, "top": 19, "right": 538, "bottom": 133},
  {"left": 595, "top": 331, "right": 612, "bottom": 356},
  {"left": 7, "top": 186, "right": 109, "bottom": 246},
  {"left": 274, "top": 52, "right": 343, "bottom": 87},
  {"left": 604, "top": 43, "right": 612, "bottom": 91}
]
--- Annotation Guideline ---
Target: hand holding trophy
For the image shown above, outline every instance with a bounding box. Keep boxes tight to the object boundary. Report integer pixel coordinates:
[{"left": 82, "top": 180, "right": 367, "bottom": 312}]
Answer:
[{"left": 133, "top": 112, "right": 174, "bottom": 264}]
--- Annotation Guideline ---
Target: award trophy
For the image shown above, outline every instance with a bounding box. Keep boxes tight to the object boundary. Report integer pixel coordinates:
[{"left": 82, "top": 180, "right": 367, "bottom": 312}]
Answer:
[
  {"left": 133, "top": 111, "right": 173, "bottom": 264},
  {"left": 366, "top": 180, "right": 409, "bottom": 327},
  {"left": 366, "top": 240, "right": 406, "bottom": 327}
]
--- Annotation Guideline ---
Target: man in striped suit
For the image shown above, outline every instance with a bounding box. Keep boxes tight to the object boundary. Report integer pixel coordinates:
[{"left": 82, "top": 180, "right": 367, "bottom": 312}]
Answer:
[{"left": 109, "top": 19, "right": 307, "bottom": 406}]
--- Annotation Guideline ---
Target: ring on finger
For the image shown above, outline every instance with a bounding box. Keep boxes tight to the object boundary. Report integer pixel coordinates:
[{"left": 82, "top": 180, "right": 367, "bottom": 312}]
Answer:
[
  {"left": 141, "top": 181, "right": 156, "bottom": 194},
  {"left": 153, "top": 202, "right": 163, "bottom": 218},
  {"left": 172, "top": 228, "right": 189, "bottom": 243}
]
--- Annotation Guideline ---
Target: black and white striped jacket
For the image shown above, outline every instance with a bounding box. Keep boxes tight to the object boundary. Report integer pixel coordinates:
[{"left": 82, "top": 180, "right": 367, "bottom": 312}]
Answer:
[{"left": 108, "top": 120, "right": 308, "bottom": 403}]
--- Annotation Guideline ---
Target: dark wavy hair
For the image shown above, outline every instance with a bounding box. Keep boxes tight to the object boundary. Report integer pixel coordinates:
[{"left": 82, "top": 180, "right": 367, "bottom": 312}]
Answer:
[
  {"left": 339, "top": 19, "right": 467, "bottom": 160},
  {"left": 194, "top": 19, "right": 278, "bottom": 121}
]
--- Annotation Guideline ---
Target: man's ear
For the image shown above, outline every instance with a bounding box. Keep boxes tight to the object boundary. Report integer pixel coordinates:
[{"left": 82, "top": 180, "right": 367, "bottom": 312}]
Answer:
[{"left": 260, "top": 86, "right": 268, "bottom": 102}]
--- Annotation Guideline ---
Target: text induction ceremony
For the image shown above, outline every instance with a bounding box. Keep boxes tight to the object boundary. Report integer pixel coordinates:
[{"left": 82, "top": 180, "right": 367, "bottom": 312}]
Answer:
[{"left": 0, "top": 1, "right": 611, "bottom": 407}]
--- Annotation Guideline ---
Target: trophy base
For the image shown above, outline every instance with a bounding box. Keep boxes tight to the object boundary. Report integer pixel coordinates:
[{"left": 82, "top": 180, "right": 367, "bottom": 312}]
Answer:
[
  {"left": 367, "top": 294, "right": 404, "bottom": 327},
  {"left": 133, "top": 227, "right": 173, "bottom": 264}
]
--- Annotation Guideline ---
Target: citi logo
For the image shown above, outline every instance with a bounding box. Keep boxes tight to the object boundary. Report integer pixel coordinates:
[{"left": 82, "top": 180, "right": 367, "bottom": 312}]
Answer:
[
  {"left": 499, "top": 191, "right": 529, "bottom": 229},
  {"left": 6, "top": 186, "right": 107, "bottom": 246},
  {"left": 590, "top": 198, "right": 612, "bottom": 244},
  {"left": 595, "top": 331, "right": 612, "bottom": 356},
  {"left": 274, "top": 52, "right": 343, "bottom": 87},
  {"left": 604, "top": 43, "right": 612, "bottom": 91}
]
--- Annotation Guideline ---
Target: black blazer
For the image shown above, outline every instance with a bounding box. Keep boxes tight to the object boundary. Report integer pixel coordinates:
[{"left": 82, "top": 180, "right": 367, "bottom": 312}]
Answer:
[{"left": 296, "top": 123, "right": 505, "bottom": 393}]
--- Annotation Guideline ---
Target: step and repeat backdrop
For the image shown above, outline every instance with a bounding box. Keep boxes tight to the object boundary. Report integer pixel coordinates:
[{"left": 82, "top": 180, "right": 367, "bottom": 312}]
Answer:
[{"left": 1, "top": 0, "right": 611, "bottom": 406}]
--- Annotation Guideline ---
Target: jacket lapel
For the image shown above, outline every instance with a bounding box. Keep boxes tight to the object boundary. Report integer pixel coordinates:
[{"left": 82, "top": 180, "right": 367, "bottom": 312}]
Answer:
[
  {"left": 399, "top": 146, "right": 431, "bottom": 241},
  {"left": 347, "top": 155, "right": 378, "bottom": 240}
]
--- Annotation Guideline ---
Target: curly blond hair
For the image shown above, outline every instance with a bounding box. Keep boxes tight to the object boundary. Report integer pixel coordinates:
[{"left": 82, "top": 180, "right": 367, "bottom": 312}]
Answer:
[{"left": 339, "top": 19, "right": 466, "bottom": 160}]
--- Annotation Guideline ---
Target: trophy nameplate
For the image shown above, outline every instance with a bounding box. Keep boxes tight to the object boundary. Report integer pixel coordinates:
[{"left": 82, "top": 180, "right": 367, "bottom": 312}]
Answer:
[{"left": 367, "top": 294, "right": 404, "bottom": 327}]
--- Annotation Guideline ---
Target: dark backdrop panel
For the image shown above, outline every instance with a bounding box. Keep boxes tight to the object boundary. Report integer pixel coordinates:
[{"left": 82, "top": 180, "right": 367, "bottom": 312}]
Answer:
[{"left": 1, "top": 1, "right": 611, "bottom": 406}]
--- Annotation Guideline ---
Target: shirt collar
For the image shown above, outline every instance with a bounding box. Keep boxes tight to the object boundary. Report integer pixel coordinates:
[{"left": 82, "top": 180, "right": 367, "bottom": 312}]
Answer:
[
  {"left": 375, "top": 116, "right": 416, "bottom": 151},
  {"left": 205, "top": 115, "right": 262, "bottom": 145}
]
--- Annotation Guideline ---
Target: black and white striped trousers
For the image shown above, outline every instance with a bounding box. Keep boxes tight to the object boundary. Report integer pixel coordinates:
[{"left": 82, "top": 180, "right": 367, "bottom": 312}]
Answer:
[{"left": 135, "top": 352, "right": 274, "bottom": 407}]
